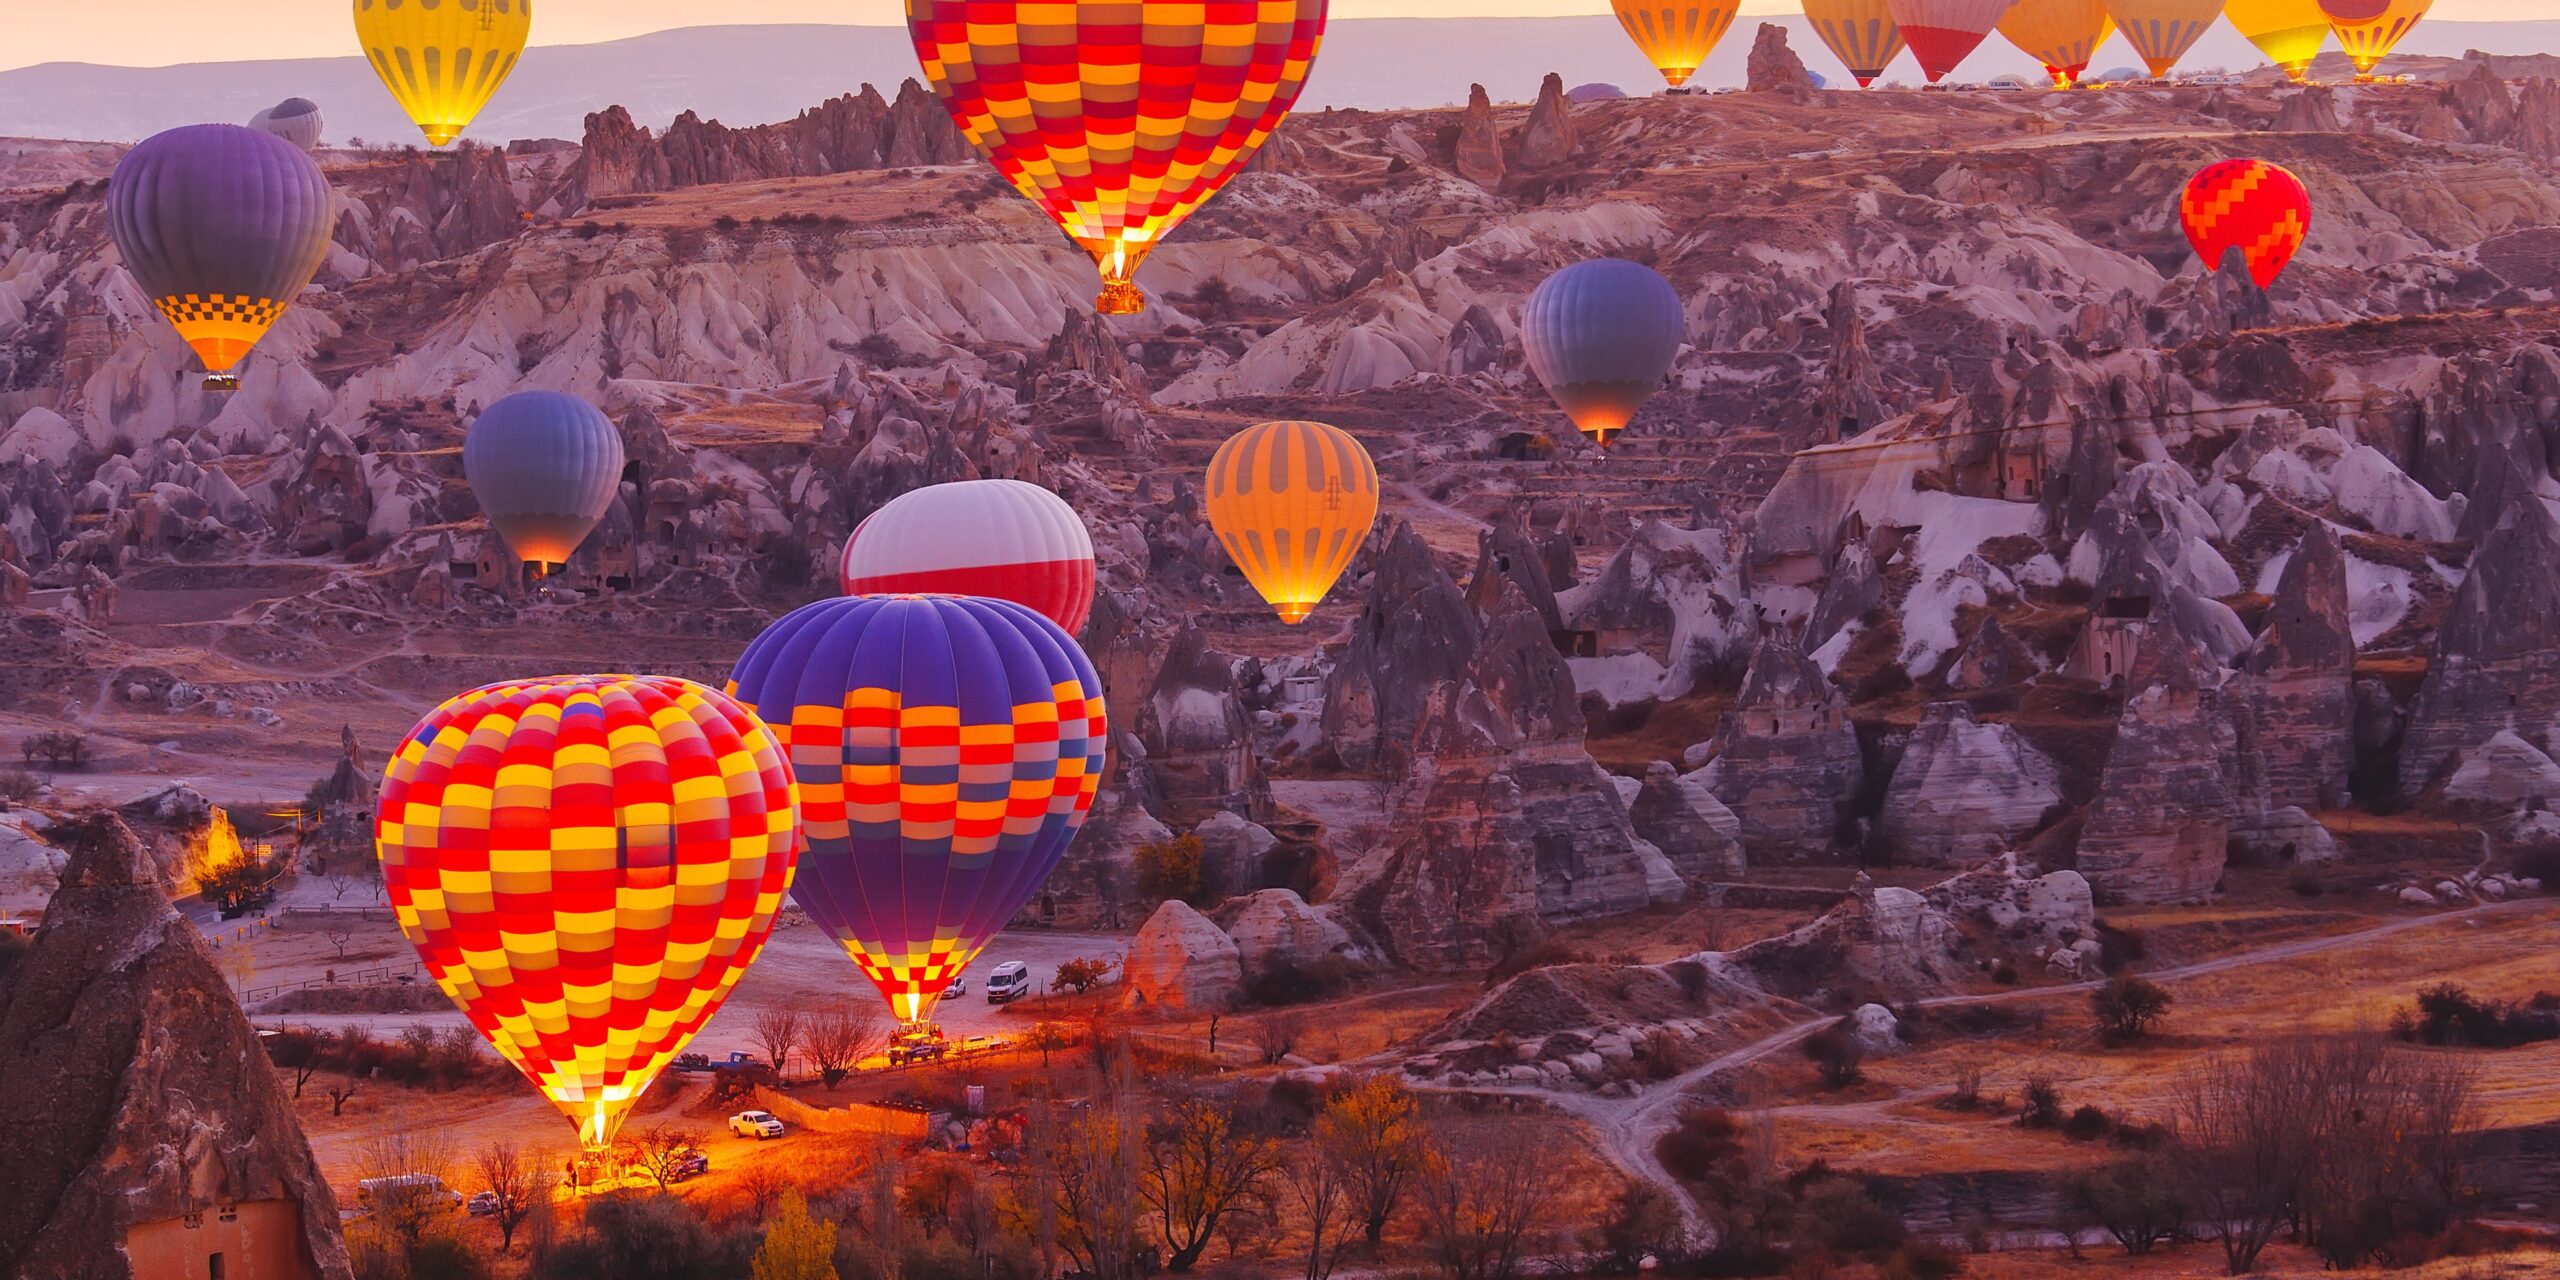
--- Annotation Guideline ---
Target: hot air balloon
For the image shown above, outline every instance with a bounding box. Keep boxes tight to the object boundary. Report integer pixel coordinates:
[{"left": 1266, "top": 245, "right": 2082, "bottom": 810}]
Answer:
[
  {"left": 2226, "top": 0, "right": 2333, "bottom": 82},
  {"left": 2181, "top": 158, "right": 2311, "bottom": 288},
  {"left": 1805, "top": 0, "right": 1908, "bottom": 86},
  {"left": 1521, "top": 259, "right": 1686, "bottom": 448},
  {"left": 1203, "top": 420, "right": 1380, "bottom": 624},
  {"left": 107, "top": 125, "right": 333, "bottom": 392},
  {"left": 463, "top": 391, "right": 626, "bottom": 569},
  {"left": 1999, "top": 0, "right": 2116, "bottom": 86},
  {"left": 2104, "top": 0, "right": 2225, "bottom": 78},
  {"left": 376, "top": 674, "right": 799, "bottom": 1150},
  {"left": 1885, "top": 0, "right": 2012, "bottom": 83},
  {"left": 354, "top": 0, "right": 532, "bottom": 147},
  {"left": 906, "top": 0, "right": 1326, "bottom": 315},
  {"left": 840, "top": 480, "right": 1098, "bottom": 634},
  {"left": 2321, "top": 0, "right": 2430, "bottom": 80},
  {"left": 724, "top": 595, "right": 1107, "bottom": 1027},
  {"left": 1612, "top": 0, "right": 1740, "bottom": 89},
  {"left": 249, "top": 97, "right": 325, "bottom": 152}
]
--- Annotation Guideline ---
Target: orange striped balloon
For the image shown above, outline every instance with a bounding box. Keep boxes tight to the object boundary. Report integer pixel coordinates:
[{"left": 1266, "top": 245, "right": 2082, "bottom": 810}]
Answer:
[
  {"left": 376, "top": 674, "right": 800, "bottom": 1151},
  {"left": 1612, "top": 0, "right": 1742, "bottom": 89},
  {"left": 2320, "top": 0, "right": 2431, "bottom": 78},
  {"left": 2181, "top": 158, "right": 2311, "bottom": 289},
  {"left": 1999, "top": 0, "right": 2117, "bottom": 87},
  {"left": 1204, "top": 420, "right": 1380, "bottom": 624},
  {"left": 907, "top": 0, "right": 1328, "bottom": 316}
]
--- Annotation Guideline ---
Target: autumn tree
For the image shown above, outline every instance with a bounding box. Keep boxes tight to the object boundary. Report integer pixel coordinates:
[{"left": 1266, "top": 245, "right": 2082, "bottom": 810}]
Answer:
[
  {"left": 1281, "top": 1144, "right": 1356, "bottom": 1280},
  {"left": 1029, "top": 1100, "right": 1145, "bottom": 1280},
  {"left": 752, "top": 1189, "right": 840, "bottom": 1280},
  {"left": 473, "top": 1139, "right": 548, "bottom": 1252},
  {"left": 1413, "top": 1128, "right": 1561, "bottom": 1280},
  {"left": 1136, "top": 833, "right": 1207, "bottom": 904},
  {"left": 1317, "top": 1074, "right": 1434, "bottom": 1245},
  {"left": 754, "top": 1007, "right": 807, "bottom": 1082},
  {"left": 357, "top": 1118, "right": 456, "bottom": 1248},
  {"left": 1141, "top": 1099, "right": 1283, "bottom": 1271},
  {"left": 805, "top": 1001, "right": 889, "bottom": 1088},
  {"left": 1053, "top": 955, "right": 1117, "bottom": 994}
]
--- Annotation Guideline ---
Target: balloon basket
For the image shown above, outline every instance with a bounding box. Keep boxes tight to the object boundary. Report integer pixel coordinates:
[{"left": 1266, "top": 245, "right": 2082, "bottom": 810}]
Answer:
[
  {"left": 201, "top": 373, "right": 240, "bottom": 392},
  {"left": 1095, "top": 278, "right": 1144, "bottom": 316}
]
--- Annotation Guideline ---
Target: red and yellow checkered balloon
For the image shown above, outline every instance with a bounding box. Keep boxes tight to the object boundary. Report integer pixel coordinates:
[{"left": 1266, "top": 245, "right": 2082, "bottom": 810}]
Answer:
[
  {"left": 907, "top": 0, "right": 1328, "bottom": 315},
  {"left": 2181, "top": 158, "right": 2311, "bottom": 290},
  {"left": 376, "top": 675, "right": 799, "bottom": 1150}
]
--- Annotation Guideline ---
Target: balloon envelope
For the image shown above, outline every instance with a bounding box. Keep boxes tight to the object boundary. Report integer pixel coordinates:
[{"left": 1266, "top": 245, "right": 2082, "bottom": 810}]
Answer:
[
  {"left": 249, "top": 97, "right": 325, "bottom": 152},
  {"left": 1612, "top": 0, "right": 1741, "bottom": 88},
  {"left": 354, "top": 0, "right": 532, "bottom": 146},
  {"left": 1999, "top": 0, "right": 2116, "bottom": 85},
  {"left": 725, "top": 596, "right": 1108, "bottom": 1026},
  {"left": 1522, "top": 259, "right": 1686, "bottom": 447},
  {"left": 1884, "top": 0, "right": 2012, "bottom": 82},
  {"left": 2182, "top": 158, "right": 2311, "bottom": 288},
  {"left": 840, "top": 479, "right": 1098, "bottom": 635},
  {"left": 376, "top": 674, "right": 799, "bottom": 1150},
  {"left": 107, "top": 125, "right": 333, "bottom": 379},
  {"left": 2104, "top": 0, "right": 2226, "bottom": 77},
  {"left": 2226, "top": 0, "right": 2333, "bottom": 80},
  {"left": 1804, "top": 0, "right": 1909, "bottom": 85},
  {"left": 907, "top": 0, "right": 1327, "bottom": 315},
  {"left": 1204, "top": 420, "right": 1381, "bottom": 624},
  {"left": 463, "top": 391, "right": 626, "bottom": 567},
  {"left": 2320, "top": 0, "right": 2430, "bottom": 75}
]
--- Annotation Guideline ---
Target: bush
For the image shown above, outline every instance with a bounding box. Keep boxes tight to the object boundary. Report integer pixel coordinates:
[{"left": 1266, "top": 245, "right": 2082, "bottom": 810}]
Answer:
[
  {"left": 2289, "top": 866, "right": 2328, "bottom": 897},
  {"left": 0, "top": 767, "right": 41, "bottom": 802},
  {"left": 1482, "top": 938, "right": 1589, "bottom": 987},
  {"left": 2062, "top": 1105, "right": 2112, "bottom": 1141},
  {"left": 1050, "top": 956, "right": 1115, "bottom": 994},
  {"left": 2396, "top": 983, "right": 2560, "bottom": 1048},
  {"left": 1989, "top": 959, "right": 2019, "bottom": 985},
  {"left": 1796, "top": 1179, "right": 1907, "bottom": 1255},
  {"left": 1244, "top": 956, "right": 1349, "bottom": 1006},
  {"left": 21, "top": 730, "right": 88, "bottom": 770},
  {"left": 2018, "top": 1075, "right": 2065, "bottom": 1130},
  {"left": 2091, "top": 975, "right": 2173, "bottom": 1041},
  {"left": 1803, "top": 1022, "right": 1865, "bottom": 1088},
  {"left": 536, "top": 1191, "right": 749, "bottom": 1280},
  {"left": 1655, "top": 1107, "right": 1743, "bottom": 1185},
  {"left": 1135, "top": 833, "right": 1206, "bottom": 905},
  {"left": 1883, "top": 1239, "right": 1966, "bottom": 1280}
]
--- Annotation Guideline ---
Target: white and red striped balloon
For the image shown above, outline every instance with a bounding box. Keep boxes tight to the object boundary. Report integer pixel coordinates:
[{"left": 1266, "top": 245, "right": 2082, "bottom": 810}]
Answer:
[{"left": 838, "top": 479, "right": 1097, "bottom": 634}]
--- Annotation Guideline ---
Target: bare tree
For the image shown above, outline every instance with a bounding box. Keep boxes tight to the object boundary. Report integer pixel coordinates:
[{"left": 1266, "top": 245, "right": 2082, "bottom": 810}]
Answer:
[
  {"left": 1253, "top": 1009, "right": 1307, "bottom": 1066},
  {"left": 328, "top": 870, "right": 359, "bottom": 903},
  {"left": 805, "top": 1001, "right": 889, "bottom": 1088},
  {"left": 1413, "top": 1127, "right": 1560, "bottom": 1280},
  {"left": 1280, "top": 1145, "right": 1356, "bottom": 1280},
  {"left": 624, "top": 1124, "right": 705, "bottom": 1192},
  {"left": 2176, "top": 1044, "right": 2304, "bottom": 1275},
  {"left": 1316, "top": 1074, "right": 1433, "bottom": 1245},
  {"left": 753, "top": 1007, "right": 807, "bottom": 1083},
  {"left": 473, "top": 1140, "right": 547, "bottom": 1252},
  {"left": 1028, "top": 1098, "right": 1145, "bottom": 1280},
  {"left": 283, "top": 1025, "right": 323, "bottom": 1099},
  {"left": 734, "top": 1161, "right": 788, "bottom": 1223},
  {"left": 324, "top": 921, "right": 355, "bottom": 958},
  {"left": 2293, "top": 1035, "right": 2482, "bottom": 1268},
  {"left": 1142, "top": 1099, "right": 1283, "bottom": 1271},
  {"left": 326, "top": 1023, "right": 370, "bottom": 1117},
  {"left": 358, "top": 1114, "right": 456, "bottom": 1247}
]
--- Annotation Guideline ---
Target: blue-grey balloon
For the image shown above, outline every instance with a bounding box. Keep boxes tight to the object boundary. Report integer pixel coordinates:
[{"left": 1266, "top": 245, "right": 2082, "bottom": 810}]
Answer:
[
  {"left": 249, "top": 98, "right": 325, "bottom": 153},
  {"left": 463, "top": 391, "right": 627, "bottom": 566},
  {"left": 1520, "top": 258, "right": 1687, "bottom": 447}
]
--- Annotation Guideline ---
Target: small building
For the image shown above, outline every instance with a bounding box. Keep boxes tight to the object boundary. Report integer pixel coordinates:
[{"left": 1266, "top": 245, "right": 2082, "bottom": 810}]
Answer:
[{"left": 2070, "top": 596, "right": 2152, "bottom": 687}]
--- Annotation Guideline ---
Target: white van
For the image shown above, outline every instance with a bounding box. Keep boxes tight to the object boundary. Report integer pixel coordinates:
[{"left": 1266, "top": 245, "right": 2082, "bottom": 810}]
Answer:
[
  {"left": 356, "top": 1173, "right": 462, "bottom": 1212},
  {"left": 985, "top": 961, "right": 1031, "bottom": 1004}
]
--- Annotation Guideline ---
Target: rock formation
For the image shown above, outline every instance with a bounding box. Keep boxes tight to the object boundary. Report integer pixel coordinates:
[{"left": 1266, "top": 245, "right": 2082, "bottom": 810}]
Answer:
[
  {"left": 1137, "top": 625, "right": 1274, "bottom": 827},
  {"left": 1509, "top": 73, "right": 1579, "bottom": 171},
  {"left": 2400, "top": 500, "right": 2560, "bottom": 798},
  {"left": 0, "top": 815, "right": 352, "bottom": 1280},
  {"left": 1693, "top": 639, "right": 1864, "bottom": 861},
  {"left": 1628, "top": 761, "right": 1746, "bottom": 883},
  {"left": 1121, "top": 899, "right": 1242, "bottom": 1012},
  {"left": 2074, "top": 619, "right": 2235, "bottom": 904},
  {"left": 1211, "top": 889, "right": 1359, "bottom": 984},
  {"left": 562, "top": 81, "right": 968, "bottom": 208},
  {"left": 1454, "top": 84, "right": 1507, "bottom": 187},
  {"left": 2241, "top": 523, "right": 2355, "bottom": 812},
  {"left": 1745, "top": 23, "right": 1818, "bottom": 94},
  {"left": 1877, "top": 703, "right": 2065, "bottom": 866}
]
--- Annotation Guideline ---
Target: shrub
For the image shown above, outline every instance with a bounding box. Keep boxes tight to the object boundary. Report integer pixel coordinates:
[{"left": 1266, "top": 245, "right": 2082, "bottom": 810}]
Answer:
[
  {"left": 2289, "top": 866, "right": 2328, "bottom": 897},
  {"left": 1883, "top": 1239, "right": 1966, "bottom": 1280},
  {"left": 1796, "top": 1179, "right": 1907, "bottom": 1256},
  {"left": 2397, "top": 983, "right": 2560, "bottom": 1048},
  {"left": 1050, "top": 955, "right": 1115, "bottom": 994},
  {"left": 1654, "top": 1107, "right": 1743, "bottom": 1185},
  {"left": 1803, "top": 1022, "right": 1865, "bottom": 1088},
  {"left": 22, "top": 729, "right": 89, "bottom": 770},
  {"left": 1245, "top": 956, "right": 1350, "bottom": 1007},
  {"left": 1135, "top": 833, "right": 1206, "bottom": 905},
  {"left": 0, "top": 767, "right": 41, "bottom": 802},
  {"left": 1989, "top": 959, "right": 2019, "bottom": 985},
  {"left": 2018, "top": 1075, "right": 2065, "bottom": 1130},
  {"left": 2091, "top": 975, "right": 2173, "bottom": 1041},
  {"left": 2062, "top": 1105, "right": 2112, "bottom": 1142}
]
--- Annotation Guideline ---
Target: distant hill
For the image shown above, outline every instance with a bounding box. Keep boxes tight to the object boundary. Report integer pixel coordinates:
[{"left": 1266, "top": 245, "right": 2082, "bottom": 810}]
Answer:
[{"left": 3, "top": 16, "right": 2558, "bottom": 145}]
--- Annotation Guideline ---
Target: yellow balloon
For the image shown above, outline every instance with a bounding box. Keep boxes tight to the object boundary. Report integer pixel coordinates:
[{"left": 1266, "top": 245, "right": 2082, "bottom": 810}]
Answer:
[
  {"left": 1803, "top": 0, "right": 1908, "bottom": 87},
  {"left": 1204, "top": 421, "right": 1380, "bottom": 625},
  {"left": 2322, "top": 0, "right": 2432, "bottom": 78},
  {"left": 1611, "top": 0, "right": 1741, "bottom": 89},
  {"left": 2226, "top": 0, "right": 2333, "bottom": 81},
  {"left": 354, "top": 0, "right": 532, "bottom": 147},
  {"left": 2103, "top": 0, "right": 2225, "bottom": 77},
  {"left": 1997, "top": 0, "right": 2117, "bottom": 86}
]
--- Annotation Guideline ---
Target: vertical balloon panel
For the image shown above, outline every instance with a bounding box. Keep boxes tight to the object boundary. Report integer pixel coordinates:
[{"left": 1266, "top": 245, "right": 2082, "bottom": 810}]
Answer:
[
  {"left": 1803, "top": 0, "right": 1909, "bottom": 86},
  {"left": 106, "top": 125, "right": 335, "bottom": 382},
  {"left": 2103, "top": 0, "right": 2227, "bottom": 78},
  {"left": 2226, "top": 0, "right": 2334, "bottom": 81},
  {"left": 1204, "top": 421, "right": 1382, "bottom": 624},
  {"left": 1610, "top": 0, "right": 1741, "bottom": 88}
]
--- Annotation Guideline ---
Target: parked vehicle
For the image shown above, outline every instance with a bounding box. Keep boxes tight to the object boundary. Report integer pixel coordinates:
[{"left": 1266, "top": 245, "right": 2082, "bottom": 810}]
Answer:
[
  {"left": 670, "top": 1149, "right": 711, "bottom": 1181},
  {"left": 945, "top": 975, "right": 968, "bottom": 998},
  {"left": 985, "top": 961, "right": 1031, "bottom": 1004},
  {"left": 356, "top": 1174, "right": 463, "bottom": 1212},
  {"left": 888, "top": 1027, "right": 949, "bottom": 1065},
  {"left": 465, "top": 1190, "right": 499, "bottom": 1216},
  {"left": 729, "top": 1110, "right": 786, "bottom": 1140},
  {"left": 675, "top": 1051, "right": 764, "bottom": 1073}
]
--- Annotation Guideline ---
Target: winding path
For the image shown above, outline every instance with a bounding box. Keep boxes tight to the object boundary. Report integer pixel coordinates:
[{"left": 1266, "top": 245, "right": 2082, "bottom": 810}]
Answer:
[{"left": 1473, "top": 897, "right": 2559, "bottom": 1234}]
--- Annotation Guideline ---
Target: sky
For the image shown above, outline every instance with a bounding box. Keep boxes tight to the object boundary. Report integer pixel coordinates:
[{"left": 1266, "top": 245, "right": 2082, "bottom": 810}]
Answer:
[{"left": 0, "top": 0, "right": 2545, "bottom": 72}]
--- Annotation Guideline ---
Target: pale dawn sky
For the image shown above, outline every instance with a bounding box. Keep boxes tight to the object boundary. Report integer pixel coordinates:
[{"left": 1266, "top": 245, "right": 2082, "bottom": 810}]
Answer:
[{"left": 0, "top": 0, "right": 2544, "bottom": 72}]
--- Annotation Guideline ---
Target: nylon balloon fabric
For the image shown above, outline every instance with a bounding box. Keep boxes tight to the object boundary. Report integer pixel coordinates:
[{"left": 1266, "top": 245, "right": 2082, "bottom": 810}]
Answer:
[
  {"left": 2181, "top": 158, "right": 2311, "bottom": 289},
  {"left": 1884, "top": 0, "right": 2013, "bottom": 82},
  {"left": 906, "top": 0, "right": 1327, "bottom": 315},
  {"left": 2320, "top": 0, "right": 2430, "bottom": 76},
  {"left": 725, "top": 596, "right": 1108, "bottom": 1027},
  {"left": 2226, "top": 0, "right": 2332, "bottom": 81},
  {"left": 107, "top": 125, "right": 334, "bottom": 377},
  {"left": 463, "top": 390, "right": 627, "bottom": 567},
  {"left": 1998, "top": 0, "right": 2115, "bottom": 86},
  {"left": 250, "top": 97, "right": 326, "bottom": 152},
  {"left": 840, "top": 479, "right": 1097, "bottom": 635},
  {"left": 2104, "top": 0, "right": 2225, "bottom": 78},
  {"left": 1803, "top": 0, "right": 1908, "bottom": 86},
  {"left": 1611, "top": 0, "right": 1741, "bottom": 88},
  {"left": 375, "top": 674, "right": 800, "bottom": 1150},
  {"left": 1521, "top": 258, "right": 1686, "bottom": 447},
  {"left": 1204, "top": 420, "right": 1381, "bottom": 625},
  {"left": 355, "top": 0, "right": 532, "bottom": 146}
]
